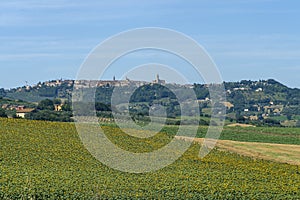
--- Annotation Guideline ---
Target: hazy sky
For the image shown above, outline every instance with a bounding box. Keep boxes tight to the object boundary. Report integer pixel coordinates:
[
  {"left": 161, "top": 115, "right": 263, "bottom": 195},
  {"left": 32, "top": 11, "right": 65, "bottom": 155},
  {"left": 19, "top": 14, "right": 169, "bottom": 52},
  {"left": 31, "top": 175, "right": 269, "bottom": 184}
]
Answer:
[{"left": 0, "top": 0, "right": 300, "bottom": 88}]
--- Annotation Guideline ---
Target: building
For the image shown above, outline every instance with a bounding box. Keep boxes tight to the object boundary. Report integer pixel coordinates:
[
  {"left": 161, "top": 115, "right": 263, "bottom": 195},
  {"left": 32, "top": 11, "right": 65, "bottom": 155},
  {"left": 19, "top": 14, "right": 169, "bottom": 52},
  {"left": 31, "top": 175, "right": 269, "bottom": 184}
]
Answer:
[
  {"left": 222, "top": 101, "right": 234, "bottom": 109},
  {"left": 74, "top": 74, "right": 166, "bottom": 89},
  {"left": 255, "top": 88, "right": 263, "bottom": 92},
  {"left": 1, "top": 104, "right": 9, "bottom": 109},
  {"left": 152, "top": 74, "right": 166, "bottom": 85},
  {"left": 54, "top": 104, "right": 63, "bottom": 111},
  {"left": 16, "top": 108, "right": 35, "bottom": 118},
  {"left": 16, "top": 105, "right": 25, "bottom": 111},
  {"left": 249, "top": 115, "right": 258, "bottom": 120}
]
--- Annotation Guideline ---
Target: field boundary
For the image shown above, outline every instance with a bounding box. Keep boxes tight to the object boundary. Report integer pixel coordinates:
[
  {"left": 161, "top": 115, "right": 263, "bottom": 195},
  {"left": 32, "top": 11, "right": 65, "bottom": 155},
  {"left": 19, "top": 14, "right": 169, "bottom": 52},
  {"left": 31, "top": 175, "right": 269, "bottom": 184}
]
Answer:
[{"left": 175, "top": 136, "right": 300, "bottom": 165}]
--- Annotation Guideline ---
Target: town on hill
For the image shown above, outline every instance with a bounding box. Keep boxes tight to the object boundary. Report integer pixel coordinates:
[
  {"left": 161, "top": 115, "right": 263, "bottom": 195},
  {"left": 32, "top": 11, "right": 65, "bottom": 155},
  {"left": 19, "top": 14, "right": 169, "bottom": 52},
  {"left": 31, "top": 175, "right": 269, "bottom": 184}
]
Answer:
[{"left": 0, "top": 77, "right": 299, "bottom": 127}]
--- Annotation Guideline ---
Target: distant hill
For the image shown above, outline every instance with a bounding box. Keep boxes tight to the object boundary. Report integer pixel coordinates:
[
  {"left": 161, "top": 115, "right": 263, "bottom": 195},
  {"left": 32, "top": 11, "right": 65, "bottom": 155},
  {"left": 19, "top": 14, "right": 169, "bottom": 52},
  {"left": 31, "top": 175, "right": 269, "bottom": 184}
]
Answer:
[{"left": 1, "top": 79, "right": 299, "bottom": 126}]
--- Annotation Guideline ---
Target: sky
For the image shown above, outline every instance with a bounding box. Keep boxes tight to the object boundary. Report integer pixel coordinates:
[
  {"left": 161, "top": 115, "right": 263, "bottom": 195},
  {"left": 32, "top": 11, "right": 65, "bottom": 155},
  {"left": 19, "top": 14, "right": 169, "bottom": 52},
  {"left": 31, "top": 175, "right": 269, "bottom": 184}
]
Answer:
[{"left": 0, "top": 0, "right": 300, "bottom": 89}]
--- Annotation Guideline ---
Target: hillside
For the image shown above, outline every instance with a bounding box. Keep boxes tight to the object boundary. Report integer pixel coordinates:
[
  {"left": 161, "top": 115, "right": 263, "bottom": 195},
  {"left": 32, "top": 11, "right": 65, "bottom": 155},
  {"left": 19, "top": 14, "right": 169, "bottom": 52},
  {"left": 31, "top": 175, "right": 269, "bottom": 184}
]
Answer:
[{"left": 1, "top": 79, "right": 300, "bottom": 126}]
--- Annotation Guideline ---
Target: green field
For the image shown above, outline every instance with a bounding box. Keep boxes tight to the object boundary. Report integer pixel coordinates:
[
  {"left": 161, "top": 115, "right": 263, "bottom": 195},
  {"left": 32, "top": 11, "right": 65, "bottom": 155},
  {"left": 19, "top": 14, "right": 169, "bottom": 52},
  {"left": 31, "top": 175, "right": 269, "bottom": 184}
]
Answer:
[
  {"left": 132, "top": 123, "right": 300, "bottom": 145},
  {"left": 1, "top": 118, "right": 300, "bottom": 199},
  {"left": 101, "top": 119, "right": 300, "bottom": 145}
]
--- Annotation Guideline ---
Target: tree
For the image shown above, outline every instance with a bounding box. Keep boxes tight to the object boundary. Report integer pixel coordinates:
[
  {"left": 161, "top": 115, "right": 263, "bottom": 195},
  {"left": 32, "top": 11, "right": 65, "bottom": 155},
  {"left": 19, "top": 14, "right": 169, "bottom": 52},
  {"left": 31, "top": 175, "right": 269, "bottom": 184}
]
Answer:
[
  {"left": 236, "top": 113, "right": 245, "bottom": 123},
  {"left": 25, "top": 110, "right": 73, "bottom": 122},
  {"left": 38, "top": 86, "right": 57, "bottom": 97},
  {"left": 37, "top": 99, "right": 55, "bottom": 110},
  {"left": 62, "top": 102, "right": 72, "bottom": 111},
  {"left": 263, "top": 118, "right": 281, "bottom": 126},
  {"left": 0, "top": 88, "right": 6, "bottom": 97},
  {"left": 0, "top": 108, "right": 7, "bottom": 118},
  {"left": 53, "top": 98, "right": 62, "bottom": 105}
]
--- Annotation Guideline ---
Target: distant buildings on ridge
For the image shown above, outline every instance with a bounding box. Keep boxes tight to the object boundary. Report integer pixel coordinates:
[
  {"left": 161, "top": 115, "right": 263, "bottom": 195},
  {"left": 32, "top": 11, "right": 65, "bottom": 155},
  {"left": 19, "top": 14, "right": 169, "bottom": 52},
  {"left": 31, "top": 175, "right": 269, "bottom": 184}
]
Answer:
[{"left": 73, "top": 74, "right": 166, "bottom": 89}]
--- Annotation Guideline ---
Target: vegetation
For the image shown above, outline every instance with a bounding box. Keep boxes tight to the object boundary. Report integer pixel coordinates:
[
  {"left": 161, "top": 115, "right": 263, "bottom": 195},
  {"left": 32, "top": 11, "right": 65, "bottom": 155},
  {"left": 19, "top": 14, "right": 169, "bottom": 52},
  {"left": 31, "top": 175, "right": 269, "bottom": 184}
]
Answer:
[
  {"left": 37, "top": 99, "right": 56, "bottom": 110},
  {"left": 1, "top": 118, "right": 299, "bottom": 199},
  {"left": 25, "top": 99, "right": 73, "bottom": 122},
  {"left": 105, "top": 122, "right": 300, "bottom": 145},
  {"left": 1, "top": 78, "right": 300, "bottom": 126},
  {"left": 0, "top": 89, "right": 6, "bottom": 97},
  {"left": 296, "top": 120, "right": 300, "bottom": 127},
  {"left": 25, "top": 110, "right": 73, "bottom": 122},
  {"left": 0, "top": 108, "right": 7, "bottom": 117},
  {"left": 0, "top": 97, "right": 35, "bottom": 109}
]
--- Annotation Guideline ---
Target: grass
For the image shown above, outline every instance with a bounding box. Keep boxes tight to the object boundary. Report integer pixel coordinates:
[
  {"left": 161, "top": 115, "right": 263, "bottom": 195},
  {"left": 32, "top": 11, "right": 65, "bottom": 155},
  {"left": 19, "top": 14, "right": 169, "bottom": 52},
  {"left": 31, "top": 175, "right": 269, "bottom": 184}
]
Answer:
[
  {"left": 213, "top": 140, "right": 300, "bottom": 165},
  {"left": 269, "top": 115, "right": 288, "bottom": 121},
  {"left": 103, "top": 118, "right": 300, "bottom": 145},
  {"left": 175, "top": 135, "right": 300, "bottom": 165},
  {"left": 293, "top": 115, "right": 300, "bottom": 120},
  {"left": 154, "top": 124, "right": 300, "bottom": 145}
]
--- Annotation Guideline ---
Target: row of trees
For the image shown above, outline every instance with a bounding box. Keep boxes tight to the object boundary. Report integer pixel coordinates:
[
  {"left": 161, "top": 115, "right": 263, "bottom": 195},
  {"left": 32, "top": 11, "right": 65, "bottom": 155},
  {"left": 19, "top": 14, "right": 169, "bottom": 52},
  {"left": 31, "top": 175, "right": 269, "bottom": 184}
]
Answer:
[
  {"left": 25, "top": 99, "right": 73, "bottom": 122},
  {"left": 0, "top": 108, "right": 7, "bottom": 117}
]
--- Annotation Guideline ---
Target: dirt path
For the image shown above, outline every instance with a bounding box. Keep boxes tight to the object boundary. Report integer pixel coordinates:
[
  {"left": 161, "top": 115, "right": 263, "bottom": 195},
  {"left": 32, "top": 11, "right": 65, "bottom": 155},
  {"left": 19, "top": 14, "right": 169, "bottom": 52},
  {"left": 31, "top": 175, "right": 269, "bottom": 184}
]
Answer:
[{"left": 175, "top": 136, "right": 300, "bottom": 165}]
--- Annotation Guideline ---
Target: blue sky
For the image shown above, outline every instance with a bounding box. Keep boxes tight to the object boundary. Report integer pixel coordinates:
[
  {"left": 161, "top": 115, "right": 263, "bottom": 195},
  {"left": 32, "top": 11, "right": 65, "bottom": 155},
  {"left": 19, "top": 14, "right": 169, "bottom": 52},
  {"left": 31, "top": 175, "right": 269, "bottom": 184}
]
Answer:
[{"left": 0, "top": 0, "right": 300, "bottom": 88}]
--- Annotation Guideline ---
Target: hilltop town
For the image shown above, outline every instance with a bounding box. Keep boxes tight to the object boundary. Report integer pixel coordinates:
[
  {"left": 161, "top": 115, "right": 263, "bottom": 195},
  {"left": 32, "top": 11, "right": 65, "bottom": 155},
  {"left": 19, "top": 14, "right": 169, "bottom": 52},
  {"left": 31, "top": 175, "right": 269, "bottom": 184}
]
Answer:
[{"left": 0, "top": 77, "right": 299, "bottom": 127}]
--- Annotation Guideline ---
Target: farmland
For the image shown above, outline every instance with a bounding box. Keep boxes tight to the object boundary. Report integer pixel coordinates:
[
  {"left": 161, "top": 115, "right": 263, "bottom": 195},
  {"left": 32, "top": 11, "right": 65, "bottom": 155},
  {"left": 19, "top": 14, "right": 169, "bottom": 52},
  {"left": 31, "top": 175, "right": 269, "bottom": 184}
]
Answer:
[
  {"left": 159, "top": 124, "right": 300, "bottom": 145},
  {"left": 1, "top": 118, "right": 300, "bottom": 199}
]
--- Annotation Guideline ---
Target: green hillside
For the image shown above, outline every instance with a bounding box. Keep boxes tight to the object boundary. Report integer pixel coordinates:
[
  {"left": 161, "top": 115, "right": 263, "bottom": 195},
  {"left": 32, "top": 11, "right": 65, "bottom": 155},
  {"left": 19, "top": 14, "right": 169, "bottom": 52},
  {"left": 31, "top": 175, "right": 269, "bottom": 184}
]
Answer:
[{"left": 1, "top": 79, "right": 300, "bottom": 126}]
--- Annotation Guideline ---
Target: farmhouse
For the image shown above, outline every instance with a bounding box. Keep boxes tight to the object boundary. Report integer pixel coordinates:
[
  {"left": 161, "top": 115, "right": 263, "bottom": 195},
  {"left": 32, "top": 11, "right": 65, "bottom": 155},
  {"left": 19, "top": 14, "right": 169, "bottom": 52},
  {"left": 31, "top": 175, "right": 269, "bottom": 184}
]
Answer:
[
  {"left": 249, "top": 115, "right": 258, "bottom": 120},
  {"left": 54, "top": 104, "right": 63, "bottom": 111},
  {"left": 16, "top": 108, "right": 35, "bottom": 118},
  {"left": 222, "top": 101, "right": 234, "bottom": 109},
  {"left": 263, "top": 105, "right": 283, "bottom": 114}
]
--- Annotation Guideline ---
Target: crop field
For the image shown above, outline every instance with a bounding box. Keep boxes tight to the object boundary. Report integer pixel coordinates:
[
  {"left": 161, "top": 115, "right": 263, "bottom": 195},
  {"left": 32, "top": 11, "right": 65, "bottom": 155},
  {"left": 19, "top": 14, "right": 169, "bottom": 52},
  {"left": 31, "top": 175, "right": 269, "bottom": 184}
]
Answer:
[
  {"left": 156, "top": 124, "right": 300, "bottom": 145},
  {"left": 1, "top": 118, "right": 300, "bottom": 199}
]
